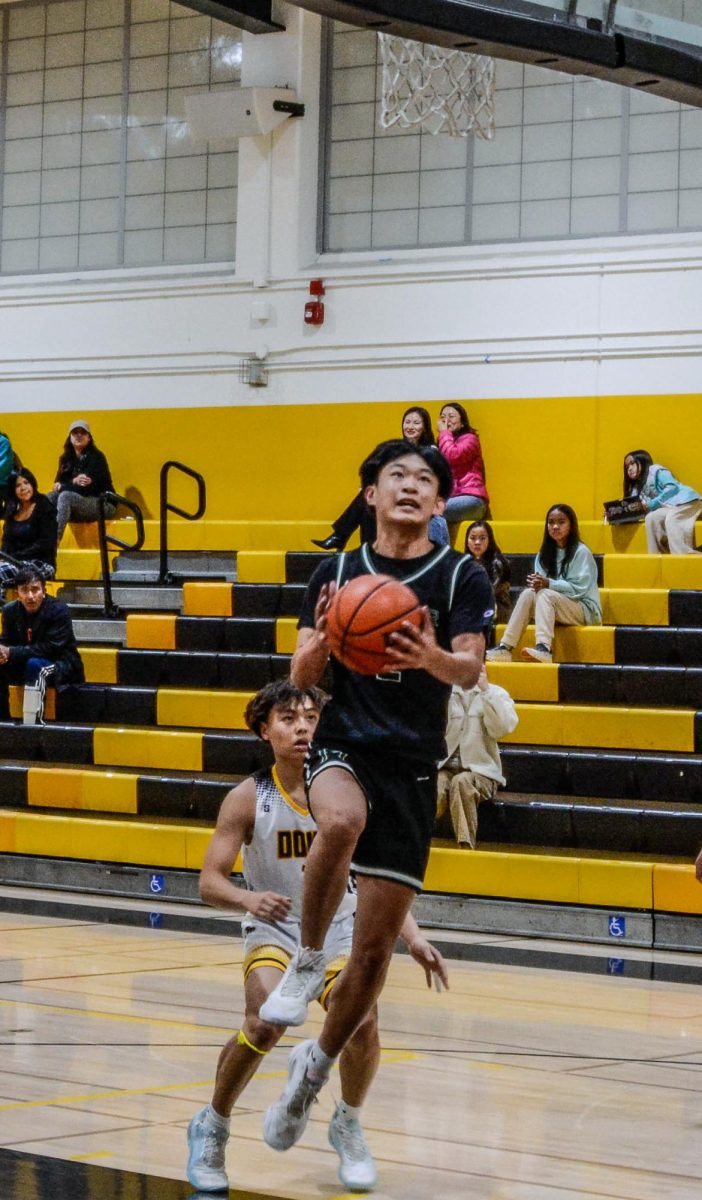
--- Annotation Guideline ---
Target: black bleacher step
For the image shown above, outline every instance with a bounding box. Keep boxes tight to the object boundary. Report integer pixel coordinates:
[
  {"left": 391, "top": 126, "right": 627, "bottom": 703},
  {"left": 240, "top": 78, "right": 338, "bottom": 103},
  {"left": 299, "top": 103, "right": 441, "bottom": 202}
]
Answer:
[
  {"left": 503, "top": 745, "right": 702, "bottom": 803},
  {"left": 669, "top": 591, "right": 702, "bottom": 627},
  {"left": 175, "top": 616, "right": 276, "bottom": 652},
  {"left": 0, "top": 763, "right": 29, "bottom": 807},
  {"left": 137, "top": 775, "right": 232, "bottom": 819},
  {"left": 0, "top": 723, "right": 94, "bottom": 764},
  {"left": 615, "top": 627, "right": 702, "bottom": 665},
  {"left": 0, "top": 723, "right": 271, "bottom": 775},
  {"left": 284, "top": 551, "right": 605, "bottom": 587},
  {"left": 506, "top": 554, "right": 604, "bottom": 588},
  {"left": 559, "top": 663, "right": 702, "bottom": 708},
  {"left": 234, "top": 584, "right": 306, "bottom": 618},
  {"left": 477, "top": 792, "right": 702, "bottom": 855},
  {"left": 285, "top": 552, "right": 330, "bottom": 584},
  {"left": 116, "top": 650, "right": 290, "bottom": 689}
]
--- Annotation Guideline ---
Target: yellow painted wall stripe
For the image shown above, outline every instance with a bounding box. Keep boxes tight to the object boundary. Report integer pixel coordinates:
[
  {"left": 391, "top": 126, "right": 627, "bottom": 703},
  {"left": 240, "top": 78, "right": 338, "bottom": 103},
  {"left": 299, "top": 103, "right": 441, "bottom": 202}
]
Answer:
[
  {"left": 93, "top": 727, "right": 203, "bottom": 771},
  {"left": 600, "top": 588, "right": 669, "bottom": 627},
  {"left": 486, "top": 661, "right": 559, "bottom": 702},
  {"left": 652, "top": 864, "right": 702, "bottom": 915},
  {"left": 501, "top": 703, "right": 695, "bottom": 753},
  {"left": 0, "top": 805, "right": 696, "bottom": 914},
  {"left": 423, "top": 847, "right": 653, "bottom": 908},
  {"left": 156, "top": 688, "right": 253, "bottom": 731},
  {"left": 495, "top": 624, "right": 616, "bottom": 665},
  {"left": 126, "top": 613, "right": 177, "bottom": 650},
  {"left": 0, "top": 810, "right": 193, "bottom": 868},
  {"left": 79, "top": 647, "right": 118, "bottom": 684},
  {"left": 3, "top": 395, "right": 702, "bottom": 525},
  {"left": 578, "top": 859, "right": 652, "bottom": 909},
  {"left": 182, "top": 581, "right": 234, "bottom": 617},
  {"left": 237, "top": 551, "right": 286, "bottom": 583},
  {"left": 28, "top": 768, "right": 138, "bottom": 814},
  {"left": 276, "top": 617, "right": 299, "bottom": 654},
  {"left": 603, "top": 556, "right": 663, "bottom": 589},
  {"left": 55, "top": 549, "right": 115, "bottom": 581}
]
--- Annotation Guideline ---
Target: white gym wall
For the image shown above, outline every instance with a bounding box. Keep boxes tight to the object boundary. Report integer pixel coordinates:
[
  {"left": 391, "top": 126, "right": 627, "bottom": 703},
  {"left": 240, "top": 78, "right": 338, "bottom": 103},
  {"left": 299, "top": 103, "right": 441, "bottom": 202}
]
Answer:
[{"left": 0, "top": 0, "right": 699, "bottom": 414}]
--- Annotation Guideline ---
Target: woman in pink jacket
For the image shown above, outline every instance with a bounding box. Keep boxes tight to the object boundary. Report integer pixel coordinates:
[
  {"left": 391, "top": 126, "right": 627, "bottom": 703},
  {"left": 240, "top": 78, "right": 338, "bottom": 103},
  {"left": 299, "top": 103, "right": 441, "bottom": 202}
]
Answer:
[{"left": 434, "top": 403, "right": 489, "bottom": 544}]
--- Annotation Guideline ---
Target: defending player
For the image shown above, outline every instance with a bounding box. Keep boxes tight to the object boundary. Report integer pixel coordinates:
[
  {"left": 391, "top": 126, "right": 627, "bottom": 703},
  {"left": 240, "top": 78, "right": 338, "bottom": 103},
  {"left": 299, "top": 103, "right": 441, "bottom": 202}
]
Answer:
[
  {"left": 259, "top": 438, "right": 494, "bottom": 1152},
  {"left": 186, "top": 678, "right": 447, "bottom": 1194}
]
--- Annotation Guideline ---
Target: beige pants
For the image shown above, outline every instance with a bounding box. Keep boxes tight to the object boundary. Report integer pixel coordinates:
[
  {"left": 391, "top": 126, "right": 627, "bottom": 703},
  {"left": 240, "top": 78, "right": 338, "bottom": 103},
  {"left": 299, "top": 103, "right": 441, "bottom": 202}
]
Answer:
[
  {"left": 645, "top": 500, "right": 702, "bottom": 555},
  {"left": 436, "top": 768, "right": 497, "bottom": 849},
  {"left": 501, "top": 586, "right": 584, "bottom": 651}
]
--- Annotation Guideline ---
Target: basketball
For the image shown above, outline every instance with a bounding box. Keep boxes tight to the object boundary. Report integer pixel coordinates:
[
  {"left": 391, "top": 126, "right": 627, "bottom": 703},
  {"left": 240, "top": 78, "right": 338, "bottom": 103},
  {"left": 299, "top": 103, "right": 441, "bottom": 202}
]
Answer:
[{"left": 325, "top": 574, "right": 424, "bottom": 675}]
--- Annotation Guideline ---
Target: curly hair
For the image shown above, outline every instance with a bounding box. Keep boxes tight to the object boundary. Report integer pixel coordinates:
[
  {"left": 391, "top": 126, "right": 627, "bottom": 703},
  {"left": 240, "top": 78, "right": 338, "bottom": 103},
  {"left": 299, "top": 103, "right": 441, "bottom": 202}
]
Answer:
[{"left": 244, "top": 679, "right": 328, "bottom": 737}]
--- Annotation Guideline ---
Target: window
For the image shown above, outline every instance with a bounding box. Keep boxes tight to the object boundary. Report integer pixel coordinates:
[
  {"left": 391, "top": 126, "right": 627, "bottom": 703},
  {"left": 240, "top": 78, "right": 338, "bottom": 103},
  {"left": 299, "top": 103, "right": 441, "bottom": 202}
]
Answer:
[
  {"left": 0, "top": 0, "right": 241, "bottom": 274},
  {"left": 322, "top": 20, "right": 701, "bottom": 251}
]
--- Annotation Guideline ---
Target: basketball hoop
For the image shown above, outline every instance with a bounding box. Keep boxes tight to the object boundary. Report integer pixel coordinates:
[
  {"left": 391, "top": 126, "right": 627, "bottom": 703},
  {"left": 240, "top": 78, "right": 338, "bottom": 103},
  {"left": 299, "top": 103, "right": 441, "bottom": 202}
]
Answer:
[{"left": 378, "top": 34, "right": 495, "bottom": 140}]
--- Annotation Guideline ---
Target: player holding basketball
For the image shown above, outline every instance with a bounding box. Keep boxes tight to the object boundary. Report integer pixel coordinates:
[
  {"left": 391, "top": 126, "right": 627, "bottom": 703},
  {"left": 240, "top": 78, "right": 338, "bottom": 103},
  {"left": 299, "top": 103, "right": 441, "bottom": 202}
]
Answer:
[
  {"left": 186, "top": 678, "right": 447, "bottom": 1194},
  {"left": 259, "top": 439, "right": 494, "bottom": 1152}
]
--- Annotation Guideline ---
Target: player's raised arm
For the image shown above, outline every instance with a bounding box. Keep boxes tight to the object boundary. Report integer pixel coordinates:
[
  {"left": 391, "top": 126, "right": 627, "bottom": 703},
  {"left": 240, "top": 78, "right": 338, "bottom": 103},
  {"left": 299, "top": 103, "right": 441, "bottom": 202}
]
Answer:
[
  {"left": 291, "top": 577, "right": 336, "bottom": 689},
  {"left": 200, "top": 779, "right": 292, "bottom": 922}
]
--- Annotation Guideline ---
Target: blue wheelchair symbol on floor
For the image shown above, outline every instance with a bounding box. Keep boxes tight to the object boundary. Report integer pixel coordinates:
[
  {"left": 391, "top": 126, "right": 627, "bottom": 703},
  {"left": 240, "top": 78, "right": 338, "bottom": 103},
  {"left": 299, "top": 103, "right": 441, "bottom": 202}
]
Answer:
[
  {"left": 608, "top": 915, "right": 626, "bottom": 938},
  {"left": 149, "top": 913, "right": 164, "bottom": 929},
  {"left": 149, "top": 873, "right": 165, "bottom": 895}
]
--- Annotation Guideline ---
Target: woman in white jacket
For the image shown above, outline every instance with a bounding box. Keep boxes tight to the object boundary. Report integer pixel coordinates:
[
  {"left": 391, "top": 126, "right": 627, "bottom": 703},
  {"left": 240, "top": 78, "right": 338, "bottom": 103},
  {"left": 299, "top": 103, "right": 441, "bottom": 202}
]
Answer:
[{"left": 437, "top": 663, "right": 518, "bottom": 849}]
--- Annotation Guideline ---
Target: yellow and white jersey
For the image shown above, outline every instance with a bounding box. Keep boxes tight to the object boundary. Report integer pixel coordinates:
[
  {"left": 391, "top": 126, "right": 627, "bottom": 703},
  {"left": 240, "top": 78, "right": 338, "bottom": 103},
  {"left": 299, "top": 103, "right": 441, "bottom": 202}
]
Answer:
[{"left": 241, "top": 766, "right": 355, "bottom": 957}]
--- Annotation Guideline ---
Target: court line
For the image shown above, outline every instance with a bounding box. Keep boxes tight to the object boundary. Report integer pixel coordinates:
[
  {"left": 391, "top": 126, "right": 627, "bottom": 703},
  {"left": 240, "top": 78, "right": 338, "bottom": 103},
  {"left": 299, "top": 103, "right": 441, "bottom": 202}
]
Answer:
[
  {"left": 0, "top": 1051, "right": 416, "bottom": 1113},
  {"left": 0, "top": 994, "right": 239, "bottom": 1036}
]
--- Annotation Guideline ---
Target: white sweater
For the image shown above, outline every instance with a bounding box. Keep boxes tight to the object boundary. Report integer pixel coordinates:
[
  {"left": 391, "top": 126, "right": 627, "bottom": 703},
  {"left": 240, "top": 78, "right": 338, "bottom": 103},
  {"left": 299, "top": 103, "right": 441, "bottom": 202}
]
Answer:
[{"left": 440, "top": 682, "right": 519, "bottom": 786}]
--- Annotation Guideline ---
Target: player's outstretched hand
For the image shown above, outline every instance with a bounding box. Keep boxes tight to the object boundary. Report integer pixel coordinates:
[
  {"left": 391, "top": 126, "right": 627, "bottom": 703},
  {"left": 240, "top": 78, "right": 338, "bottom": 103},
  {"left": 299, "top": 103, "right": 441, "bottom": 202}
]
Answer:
[
  {"left": 695, "top": 848, "right": 702, "bottom": 884},
  {"left": 384, "top": 608, "right": 438, "bottom": 671},
  {"left": 407, "top": 934, "right": 449, "bottom": 991},
  {"left": 247, "top": 890, "right": 292, "bottom": 921},
  {"left": 313, "top": 582, "right": 337, "bottom": 640}
]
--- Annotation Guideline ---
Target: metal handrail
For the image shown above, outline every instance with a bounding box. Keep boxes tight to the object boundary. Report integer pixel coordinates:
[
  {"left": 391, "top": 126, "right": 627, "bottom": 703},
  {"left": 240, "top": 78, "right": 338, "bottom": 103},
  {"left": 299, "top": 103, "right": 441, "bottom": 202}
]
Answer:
[
  {"left": 98, "top": 492, "right": 145, "bottom": 617},
  {"left": 158, "top": 460, "right": 206, "bottom": 584}
]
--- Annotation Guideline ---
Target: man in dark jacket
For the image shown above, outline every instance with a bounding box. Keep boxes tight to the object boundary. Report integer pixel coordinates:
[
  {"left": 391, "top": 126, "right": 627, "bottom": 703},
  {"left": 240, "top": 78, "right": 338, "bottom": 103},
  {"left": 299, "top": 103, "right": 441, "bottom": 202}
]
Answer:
[{"left": 0, "top": 567, "right": 84, "bottom": 724}]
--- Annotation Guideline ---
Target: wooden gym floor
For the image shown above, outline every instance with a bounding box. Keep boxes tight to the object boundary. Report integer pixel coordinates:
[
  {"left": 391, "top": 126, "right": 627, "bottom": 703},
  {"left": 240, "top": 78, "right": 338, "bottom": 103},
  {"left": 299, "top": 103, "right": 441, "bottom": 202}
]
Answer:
[{"left": 1, "top": 892, "right": 702, "bottom": 1199}]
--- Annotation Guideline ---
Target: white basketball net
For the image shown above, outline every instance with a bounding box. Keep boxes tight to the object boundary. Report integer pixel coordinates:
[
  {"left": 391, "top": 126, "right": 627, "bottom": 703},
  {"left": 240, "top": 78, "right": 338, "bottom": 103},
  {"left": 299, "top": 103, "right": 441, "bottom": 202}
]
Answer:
[{"left": 378, "top": 34, "right": 495, "bottom": 140}]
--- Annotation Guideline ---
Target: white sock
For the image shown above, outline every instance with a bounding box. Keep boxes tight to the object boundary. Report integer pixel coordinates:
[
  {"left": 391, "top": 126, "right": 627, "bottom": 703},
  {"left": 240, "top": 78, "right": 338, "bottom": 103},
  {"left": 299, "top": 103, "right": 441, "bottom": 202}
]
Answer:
[
  {"left": 309, "top": 1040, "right": 336, "bottom": 1080},
  {"left": 337, "top": 1100, "right": 362, "bottom": 1121},
  {"left": 206, "top": 1104, "right": 230, "bottom": 1131}
]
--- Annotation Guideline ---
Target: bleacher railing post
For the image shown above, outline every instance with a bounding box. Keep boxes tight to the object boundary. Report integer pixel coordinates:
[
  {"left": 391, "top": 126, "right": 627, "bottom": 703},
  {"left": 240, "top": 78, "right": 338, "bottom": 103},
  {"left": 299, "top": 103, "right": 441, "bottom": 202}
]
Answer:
[
  {"left": 158, "top": 461, "right": 206, "bottom": 584},
  {"left": 98, "top": 492, "right": 145, "bottom": 617}
]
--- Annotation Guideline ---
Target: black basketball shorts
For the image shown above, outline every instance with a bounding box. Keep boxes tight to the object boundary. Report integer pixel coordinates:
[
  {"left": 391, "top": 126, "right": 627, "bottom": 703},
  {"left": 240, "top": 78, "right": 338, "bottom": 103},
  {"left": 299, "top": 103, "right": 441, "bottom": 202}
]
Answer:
[{"left": 304, "top": 743, "right": 438, "bottom": 892}]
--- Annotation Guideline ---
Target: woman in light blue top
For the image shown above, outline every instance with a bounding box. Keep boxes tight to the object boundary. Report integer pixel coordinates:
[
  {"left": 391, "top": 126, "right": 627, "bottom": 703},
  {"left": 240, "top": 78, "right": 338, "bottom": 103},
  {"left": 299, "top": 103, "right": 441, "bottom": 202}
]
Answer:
[
  {"left": 624, "top": 450, "right": 701, "bottom": 555},
  {"left": 487, "top": 504, "right": 601, "bottom": 664}
]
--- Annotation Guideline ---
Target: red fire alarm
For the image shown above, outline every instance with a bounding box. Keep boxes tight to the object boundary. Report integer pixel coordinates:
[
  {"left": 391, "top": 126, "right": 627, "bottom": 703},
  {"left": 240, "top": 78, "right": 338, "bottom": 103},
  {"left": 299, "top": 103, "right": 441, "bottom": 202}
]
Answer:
[
  {"left": 304, "top": 299, "right": 325, "bottom": 325},
  {"left": 304, "top": 278, "right": 325, "bottom": 325}
]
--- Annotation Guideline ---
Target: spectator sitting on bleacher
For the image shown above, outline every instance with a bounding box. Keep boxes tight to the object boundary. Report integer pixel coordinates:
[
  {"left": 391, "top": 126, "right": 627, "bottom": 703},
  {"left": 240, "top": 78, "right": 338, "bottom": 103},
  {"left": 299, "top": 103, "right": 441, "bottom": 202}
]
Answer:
[
  {"left": 623, "top": 450, "right": 701, "bottom": 555},
  {"left": 464, "top": 519, "right": 512, "bottom": 624},
  {"left": 435, "top": 404, "right": 489, "bottom": 540},
  {"left": 487, "top": 504, "right": 601, "bottom": 664},
  {"left": 311, "top": 407, "right": 445, "bottom": 550},
  {"left": 436, "top": 663, "right": 518, "bottom": 849},
  {"left": 0, "top": 470, "right": 57, "bottom": 601},
  {"left": 0, "top": 567, "right": 84, "bottom": 726},
  {"left": 0, "top": 430, "right": 18, "bottom": 517},
  {"left": 47, "top": 419, "right": 115, "bottom": 543}
]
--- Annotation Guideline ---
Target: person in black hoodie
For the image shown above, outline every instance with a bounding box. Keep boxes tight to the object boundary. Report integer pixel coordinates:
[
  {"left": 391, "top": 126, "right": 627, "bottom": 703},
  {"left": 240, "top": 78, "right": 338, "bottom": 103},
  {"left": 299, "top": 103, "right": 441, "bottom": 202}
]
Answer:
[
  {"left": 46, "top": 419, "right": 115, "bottom": 542},
  {"left": 0, "top": 567, "right": 84, "bottom": 725},
  {"left": 0, "top": 469, "right": 57, "bottom": 600}
]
